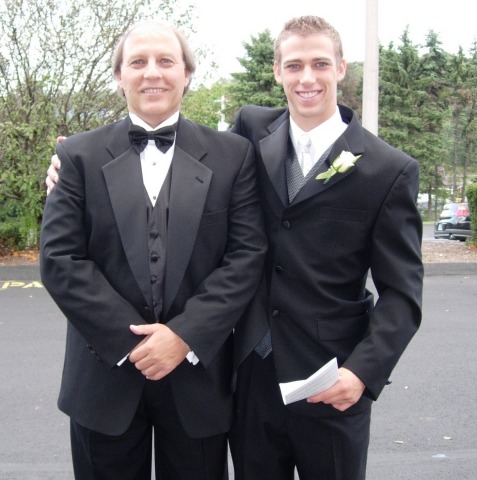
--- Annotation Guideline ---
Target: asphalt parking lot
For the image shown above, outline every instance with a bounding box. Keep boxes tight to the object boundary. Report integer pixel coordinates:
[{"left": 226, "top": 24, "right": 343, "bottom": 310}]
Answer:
[{"left": 1, "top": 239, "right": 476, "bottom": 479}]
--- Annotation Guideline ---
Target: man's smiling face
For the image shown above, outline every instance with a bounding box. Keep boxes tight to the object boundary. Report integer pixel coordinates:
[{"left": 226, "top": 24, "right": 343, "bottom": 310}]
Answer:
[
  {"left": 274, "top": 32, "right": 346, "bottom": 131},
  {"left": 115, "top": 25, "right": 190, "bottom": 128}
]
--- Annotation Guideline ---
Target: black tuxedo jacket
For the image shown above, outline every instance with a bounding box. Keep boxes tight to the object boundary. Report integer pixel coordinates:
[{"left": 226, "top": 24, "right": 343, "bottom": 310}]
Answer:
[
  {"left": 233, "top": 104, "right": 423, "bottom": 417},
  {"left": 40, "top": 115, "right": 267, "bottom": 437}
]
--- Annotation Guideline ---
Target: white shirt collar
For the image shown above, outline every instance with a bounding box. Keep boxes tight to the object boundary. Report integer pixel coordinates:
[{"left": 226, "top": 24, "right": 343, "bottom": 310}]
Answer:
[
  {"left": 289, "top": 107, "right": 347, "bottom": 158},
  {"left": 129, "top": 111, "right": 180, "bottom": 131}
]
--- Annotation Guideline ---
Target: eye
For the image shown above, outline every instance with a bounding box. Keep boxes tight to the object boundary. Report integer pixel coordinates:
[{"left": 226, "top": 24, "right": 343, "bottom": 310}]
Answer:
[
  {"left": 159, "top": 58, "right": 175, "bottom": 67},
  {"left": 315, "top": 61, "right": 329, "bottom": 68},
  {"left": 285, "top": 63, "right": 301, "bottom": 70},
  {"left": 130, "top": 58, "right": 145, "bottom": 66}
]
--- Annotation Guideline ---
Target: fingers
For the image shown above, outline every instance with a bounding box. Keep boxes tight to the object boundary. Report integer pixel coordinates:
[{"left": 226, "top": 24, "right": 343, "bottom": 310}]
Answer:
[
  {"left": 46, "top": 154, "right": 61, "bottom": 195},
  {"left": 51, "top": 153, "right": 61, "bottom": 170},
  {"left": 130, "top": 324, "right": 157, "bottom": 336},
  {"left": 306, "top": 367, "right": 365, "bottom": 412},
  {"left": 128, "top": 324, "right": 189, "bottom": 380},
  {"left": 57, "top": 136, "right": 67, "bottom": 144}
]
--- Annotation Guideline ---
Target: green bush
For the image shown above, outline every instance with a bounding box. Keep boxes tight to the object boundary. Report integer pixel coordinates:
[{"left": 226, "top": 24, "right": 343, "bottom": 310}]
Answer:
[
  {"left": 466, "top": 183, "right": 477, "bottom": 245},
  {"left": 0, "top": 216, "right": 39, "bottom": 253}
]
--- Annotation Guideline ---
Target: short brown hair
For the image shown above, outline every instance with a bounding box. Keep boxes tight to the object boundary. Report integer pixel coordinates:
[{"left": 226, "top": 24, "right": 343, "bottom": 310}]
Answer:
[
  {"left": 274, "top": 16, "right": 343, "bottom": 65},
  {"left": 111, "top": 21, "right": 196, "bottom": 96}
]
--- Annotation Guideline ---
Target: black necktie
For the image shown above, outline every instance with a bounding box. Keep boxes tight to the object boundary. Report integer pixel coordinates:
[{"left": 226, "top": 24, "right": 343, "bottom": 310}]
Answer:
[{"left": 128, "top": 123, "right": 176, "bottom": 154}]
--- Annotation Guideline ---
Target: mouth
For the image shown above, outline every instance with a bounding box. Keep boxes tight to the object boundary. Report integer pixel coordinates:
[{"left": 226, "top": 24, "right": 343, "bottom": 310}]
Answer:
[
  {"left": 142, "top": 88, "right": 167, "bottom": 94},
  {"left": 297, "top": 91, "right": 320, "bottom": 99}
]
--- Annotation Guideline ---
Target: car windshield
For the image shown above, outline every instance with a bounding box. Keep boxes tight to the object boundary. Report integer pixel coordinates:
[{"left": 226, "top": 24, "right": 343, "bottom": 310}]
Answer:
[{"left": 439, "top": 203, "right": 468, "bottom": 219}]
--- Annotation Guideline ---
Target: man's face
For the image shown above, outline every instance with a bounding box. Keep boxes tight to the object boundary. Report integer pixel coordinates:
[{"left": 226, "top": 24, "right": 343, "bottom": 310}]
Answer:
[
  {"left": 116, "top": 27, "right": 190, "bottom": 128},
  {"left": 274, "top": 33, "right": 346, "bottom": 131}
]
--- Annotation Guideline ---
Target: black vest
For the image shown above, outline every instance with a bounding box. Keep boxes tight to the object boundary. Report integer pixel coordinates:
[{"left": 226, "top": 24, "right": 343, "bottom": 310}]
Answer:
[{"left": 145, "top": 168, "right": 171, "bottom": 322}]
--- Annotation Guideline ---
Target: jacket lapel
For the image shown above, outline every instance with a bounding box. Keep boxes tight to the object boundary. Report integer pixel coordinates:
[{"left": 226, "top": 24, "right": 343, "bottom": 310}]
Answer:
[
  {"left": 163, "top": 118, "right": 212, "bottom": 314},
  {"left": 259, "top": 112, "right": 290, "bottom": 208},
  {"left": 102, "top": 118, "right": 152, "bottom": 307}
]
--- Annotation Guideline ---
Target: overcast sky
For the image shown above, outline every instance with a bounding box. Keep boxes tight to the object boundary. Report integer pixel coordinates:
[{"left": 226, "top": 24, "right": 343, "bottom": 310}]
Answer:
[{"left": 182, "top": 0, "right": 476, "bottom": 82}]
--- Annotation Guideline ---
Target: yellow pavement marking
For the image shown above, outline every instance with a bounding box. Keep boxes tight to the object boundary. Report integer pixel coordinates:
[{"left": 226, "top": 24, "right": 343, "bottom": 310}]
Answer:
[{"left": 0, "top": 281, "right": 44, "bottom": 290}]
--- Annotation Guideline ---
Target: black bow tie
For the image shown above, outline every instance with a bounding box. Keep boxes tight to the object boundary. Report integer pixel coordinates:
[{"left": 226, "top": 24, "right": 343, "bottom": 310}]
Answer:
[{"left": 128, "top": 123, "right": 177, "bottom": 154}]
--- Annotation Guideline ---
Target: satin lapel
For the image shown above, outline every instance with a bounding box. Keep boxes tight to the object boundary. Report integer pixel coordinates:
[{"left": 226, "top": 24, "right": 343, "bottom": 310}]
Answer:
[
  {"left": 163, "top": 122, "right": 212, "bottom": 314},
  {"left": 102, "top": 122, "right": 151, "bottom": 307},
  {"left": 259, "top": 114, "right": 290, "bottom": 208}
]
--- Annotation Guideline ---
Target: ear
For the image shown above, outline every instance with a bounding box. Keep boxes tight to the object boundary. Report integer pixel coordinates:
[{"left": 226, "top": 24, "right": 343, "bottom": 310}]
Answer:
[
  {"left": 337, "top": 59, "right": 347, "bottom": 83},
  {"left": 273, "top": 61, "right": 282, "bottom": 84},
  {"left": 115, "top": 71, "right": 122, "bottom": 89}
]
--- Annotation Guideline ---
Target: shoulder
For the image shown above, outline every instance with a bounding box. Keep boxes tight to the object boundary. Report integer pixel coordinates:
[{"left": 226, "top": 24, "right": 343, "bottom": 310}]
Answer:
[
  {"left": 340, "top": 105, "right": 418, "bottom": 171},
  {"left": 231, "top": 105, "right": 288, "bottom": 143},
  {"left": 235, "top": 105, "right": 287, "bottom": 127},
  {"left": 363, "top": 129, "right": 417, "bottom": 169},
  {"left": 60, "top": 119, "right": 127, "bottom": 151}
]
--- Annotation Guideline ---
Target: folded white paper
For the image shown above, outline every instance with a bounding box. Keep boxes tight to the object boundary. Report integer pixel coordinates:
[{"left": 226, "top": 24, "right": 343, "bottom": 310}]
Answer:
[{"left": 279, "top": 357, "right": 339, "bottom": 405}]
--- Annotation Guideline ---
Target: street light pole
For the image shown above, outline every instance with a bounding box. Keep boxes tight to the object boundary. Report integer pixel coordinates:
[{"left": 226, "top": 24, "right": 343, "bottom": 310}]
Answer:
[{"left": 362, "top": 0, "right": 379, "bottom": 136}]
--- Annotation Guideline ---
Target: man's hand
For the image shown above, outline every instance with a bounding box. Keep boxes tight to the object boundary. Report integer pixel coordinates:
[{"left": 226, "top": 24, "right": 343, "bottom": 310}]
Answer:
[
  {"left": 128, "top": 324, "right": 190, "bottom": 381},
  {"left": 306, "top": 367, "right": 365, "bottom": 412},
  {"left": 45, "top": 136, "right": 66, "bottom": 195}
]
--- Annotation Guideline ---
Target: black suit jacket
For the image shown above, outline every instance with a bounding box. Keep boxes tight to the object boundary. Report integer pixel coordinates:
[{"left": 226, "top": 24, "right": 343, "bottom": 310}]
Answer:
[
  {"left": 232, "top": 105, "right": 423, "bottom": 417},
  {"left": 40, "top": 115, "right": 267, "bottom": 437}
]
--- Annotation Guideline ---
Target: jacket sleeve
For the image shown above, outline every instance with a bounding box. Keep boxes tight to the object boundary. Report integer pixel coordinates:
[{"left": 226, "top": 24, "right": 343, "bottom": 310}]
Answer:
[
  {"left": 343, "top": 158, "right": 423, "bottom": 399},
  {"left": 40, "top": 142, "right": 149, "bottom": 368}
]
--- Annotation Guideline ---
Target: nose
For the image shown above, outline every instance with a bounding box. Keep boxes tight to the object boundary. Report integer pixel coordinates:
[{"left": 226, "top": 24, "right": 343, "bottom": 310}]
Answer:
[
  {"left": 144, "top": 60, "right": 162, "bottom": 79},
  {"left": 299, "top": 65, "right": 314, "bottom": 85}
]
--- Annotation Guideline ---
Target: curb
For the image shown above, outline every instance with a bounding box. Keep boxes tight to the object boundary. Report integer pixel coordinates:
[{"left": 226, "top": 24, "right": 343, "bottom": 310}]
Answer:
[
  {"left": 423, "top": 262, "right": 477, "bottom": 276},
  {"left": 2, "top": 263, "right": 477, "bottom": 278}
]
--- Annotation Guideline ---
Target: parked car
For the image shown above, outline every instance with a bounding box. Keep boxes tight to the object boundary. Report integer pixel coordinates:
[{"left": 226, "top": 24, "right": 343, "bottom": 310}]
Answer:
[
  {"left": 448, "top": 215, "right": 472, "bottom": 241},
  {"left": 434, "top": 202, "right": 469, "bottom": 240}
]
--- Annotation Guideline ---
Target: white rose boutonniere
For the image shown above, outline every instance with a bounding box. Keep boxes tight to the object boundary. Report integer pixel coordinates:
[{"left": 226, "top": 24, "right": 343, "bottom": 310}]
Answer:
[{"left": 316, "top": 151, "right": 361, "bottom": 184}]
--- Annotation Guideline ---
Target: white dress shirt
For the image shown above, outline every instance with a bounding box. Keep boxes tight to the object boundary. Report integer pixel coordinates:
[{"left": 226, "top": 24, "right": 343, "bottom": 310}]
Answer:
[
  {"left": 289, "top": 107, "right": 348, "bottom": 176},
  {"left": 129, "top": 112, "right": 178, "bottom": 206}
]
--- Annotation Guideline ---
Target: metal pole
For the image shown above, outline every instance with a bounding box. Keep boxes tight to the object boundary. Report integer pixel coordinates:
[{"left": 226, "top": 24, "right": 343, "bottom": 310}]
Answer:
[{"left": 362, "top": 0, "right": 379, "bottom": 136}]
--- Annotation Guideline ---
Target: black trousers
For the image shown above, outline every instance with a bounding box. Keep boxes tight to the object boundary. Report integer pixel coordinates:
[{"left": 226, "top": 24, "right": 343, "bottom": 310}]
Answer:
[
  {"left": 230, "top": 352, "right": 371, "bottom": 480},
  {"left": 70, "top": 377, "right": 228, "bottom": 480}
]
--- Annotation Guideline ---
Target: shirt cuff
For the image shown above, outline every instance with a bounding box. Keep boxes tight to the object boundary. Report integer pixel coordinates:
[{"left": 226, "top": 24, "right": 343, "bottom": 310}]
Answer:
[{"left": 186, "top": 351, "right": 199, "bottom": 365}]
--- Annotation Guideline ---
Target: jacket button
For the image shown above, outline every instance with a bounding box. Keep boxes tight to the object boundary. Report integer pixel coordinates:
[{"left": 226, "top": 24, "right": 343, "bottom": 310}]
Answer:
[
  {"left": 86, "top": 344, "right": 102, "bottom": 362},
  {"left": 275, "top": 265, "right": 284, "bottom": 273},
  {"left": 271, "top": 310, "right": 280, "bottom": 318},
  {"left": 283, "top": 220, "right": 291, "bottom": 229}
]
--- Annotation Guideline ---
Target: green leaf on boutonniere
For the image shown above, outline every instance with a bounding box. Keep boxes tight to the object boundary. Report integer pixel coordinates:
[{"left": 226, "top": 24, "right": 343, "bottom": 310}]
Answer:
[{"left": 316, "top": 151, "right": 362, "bottom": 184}]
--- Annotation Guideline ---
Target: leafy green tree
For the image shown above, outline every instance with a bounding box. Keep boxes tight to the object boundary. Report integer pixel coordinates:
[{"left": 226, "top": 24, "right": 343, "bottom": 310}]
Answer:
[
  {"left": 182, "top": 81, "right": 230, "bottom": 129},
  {"left": 0, "top": 0, "right": 195, "bottom": 250}
]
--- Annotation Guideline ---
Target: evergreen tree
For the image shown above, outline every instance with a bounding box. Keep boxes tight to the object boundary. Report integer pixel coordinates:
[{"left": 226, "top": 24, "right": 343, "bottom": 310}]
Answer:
[
  {"left": 379, "top": 29, "right": 448, "bottom": 218},
  {"left": 339, "top": 62, "right": 363, "bottom": 116},
  {"left": 446, "top": 44, "right": 477, "bottom": 201},
  {"left": 225, "top": 30, "right": 286, "bottom": 121}
]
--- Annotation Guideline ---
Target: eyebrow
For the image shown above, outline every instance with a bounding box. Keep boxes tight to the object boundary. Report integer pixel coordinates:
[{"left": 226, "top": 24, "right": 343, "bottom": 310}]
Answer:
[{"left": 283, "top": 56, "right": 332, "bottom": 64}]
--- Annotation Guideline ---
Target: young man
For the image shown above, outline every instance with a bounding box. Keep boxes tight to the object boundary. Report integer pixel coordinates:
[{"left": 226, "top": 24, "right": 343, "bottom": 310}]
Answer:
[
  {"left": 40, "top": 21, "right": 266, "bottom": 480},
  {"left": 230, "top": 16, "right": 423, "bottom": 480}
]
